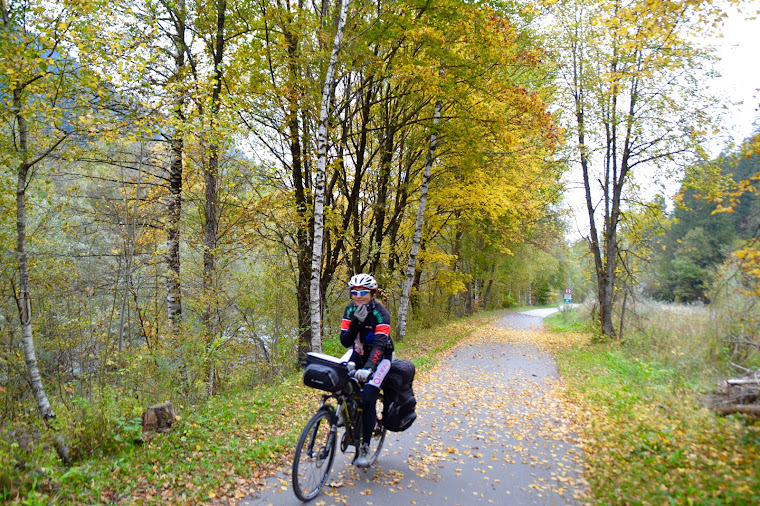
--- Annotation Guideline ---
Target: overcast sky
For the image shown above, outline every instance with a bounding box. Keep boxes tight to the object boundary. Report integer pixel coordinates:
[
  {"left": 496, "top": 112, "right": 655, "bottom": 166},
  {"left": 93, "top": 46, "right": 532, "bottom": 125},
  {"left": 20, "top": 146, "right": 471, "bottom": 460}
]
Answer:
[{"left": 711, "top": 8, "right": 760, "bottom": 145}]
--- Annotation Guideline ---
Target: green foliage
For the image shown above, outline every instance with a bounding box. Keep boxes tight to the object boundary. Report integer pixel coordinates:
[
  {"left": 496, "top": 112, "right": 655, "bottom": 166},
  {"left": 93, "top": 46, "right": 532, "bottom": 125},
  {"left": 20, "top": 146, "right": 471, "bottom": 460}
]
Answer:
[
  {"left": 0, "top": 420, "right": 60, "bottom": 501},
  {"left": 646, "top": 145, "right": 760, "bottom": 303},
  {"left": 0, "top": 310, "right": 495, "bottom": 503},
  {"left": 544, "top": 307, "right": 590, "bottom": 333},
  {"left": 64, "top": 394, "right": 143, "bottom": 461}
]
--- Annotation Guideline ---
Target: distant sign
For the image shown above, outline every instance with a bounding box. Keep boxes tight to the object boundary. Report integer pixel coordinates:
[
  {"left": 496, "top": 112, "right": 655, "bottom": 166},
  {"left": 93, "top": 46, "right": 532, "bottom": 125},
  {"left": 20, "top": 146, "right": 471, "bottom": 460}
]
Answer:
[{"left": 564, "top": 288, "right": 572, "bottom": 303}]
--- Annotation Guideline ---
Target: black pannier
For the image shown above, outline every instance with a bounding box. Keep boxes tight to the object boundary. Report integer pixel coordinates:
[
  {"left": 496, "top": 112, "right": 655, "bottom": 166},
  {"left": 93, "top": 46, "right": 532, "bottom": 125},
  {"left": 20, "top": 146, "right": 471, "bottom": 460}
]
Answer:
[
  {"left": 383, "top": 384, "right": 417, "bottom": 432},
  {"left": 384, "top": 359, "right": 415, "bottom": 391},
  {"left": 303, "top": 352, "right": 349, "bottom": 393},
  {"left": 382, "top": 359, "right": 417, "bottom": 432}
]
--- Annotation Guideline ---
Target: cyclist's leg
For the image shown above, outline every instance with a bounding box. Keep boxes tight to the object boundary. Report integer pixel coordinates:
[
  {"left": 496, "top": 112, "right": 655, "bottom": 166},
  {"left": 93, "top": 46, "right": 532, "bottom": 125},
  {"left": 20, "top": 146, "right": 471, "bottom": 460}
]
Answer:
[
  {"left": 361, "top": 383, "right": 380, "bottom": 443},
  {"left": 362, "top": 357, "right": 391, "bottom": 441}
]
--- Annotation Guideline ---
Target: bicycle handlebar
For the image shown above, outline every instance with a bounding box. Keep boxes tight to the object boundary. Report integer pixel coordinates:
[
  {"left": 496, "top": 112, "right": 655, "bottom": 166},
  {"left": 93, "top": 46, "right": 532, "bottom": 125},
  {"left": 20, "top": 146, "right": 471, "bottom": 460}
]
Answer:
[{"left": 347, "top": 368, "right": 372, "bottom": 384}]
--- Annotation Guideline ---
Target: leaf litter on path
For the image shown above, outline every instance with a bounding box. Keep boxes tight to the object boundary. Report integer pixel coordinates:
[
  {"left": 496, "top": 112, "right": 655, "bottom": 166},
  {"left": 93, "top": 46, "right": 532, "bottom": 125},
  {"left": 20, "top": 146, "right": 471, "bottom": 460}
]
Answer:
[
  {"left": 241, "top": 322, "right": 590, "bottom": 505},
  {"left": 395, "top": 325, "right": 590, "bottom": 503}
]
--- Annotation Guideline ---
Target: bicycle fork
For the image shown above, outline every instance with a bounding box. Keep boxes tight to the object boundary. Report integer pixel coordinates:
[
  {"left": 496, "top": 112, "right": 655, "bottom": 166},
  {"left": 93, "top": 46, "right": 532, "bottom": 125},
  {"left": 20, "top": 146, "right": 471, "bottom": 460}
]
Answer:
[{"left": 306, "top": 408, "right": 337, "bottom": 461}]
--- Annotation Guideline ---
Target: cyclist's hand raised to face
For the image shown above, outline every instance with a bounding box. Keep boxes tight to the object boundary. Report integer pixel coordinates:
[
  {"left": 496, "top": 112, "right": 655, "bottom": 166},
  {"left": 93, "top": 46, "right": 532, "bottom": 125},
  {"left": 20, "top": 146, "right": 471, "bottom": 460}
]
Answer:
[{"left": 353, "top": 304, "right": 369, "bottom": 323}]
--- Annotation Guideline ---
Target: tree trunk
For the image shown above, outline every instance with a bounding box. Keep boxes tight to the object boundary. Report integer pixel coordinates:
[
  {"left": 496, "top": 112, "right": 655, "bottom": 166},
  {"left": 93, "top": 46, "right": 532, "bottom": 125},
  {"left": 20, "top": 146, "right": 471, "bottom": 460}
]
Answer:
[
  {"left": 278, "top": 10, "right": 313, "bottom": 363},
  {"left": 12, "top": 86, "right": 71, "bottom": 465},
  {"left": 576, "top": 72, "right": 616, "bottom": 336},
  {"left": 369, "top": 114, "right": 396, "bottom": 275},
  {"left": 618, "top": 289, "right": 628, "bottom": 340},
  {"left": 309, "top": 0, "right": 350, "bottom": 353},
  {"left": 397, "top": 99, "right": 442, "bottom": 341},
  {"left": 165, "top": 1, "right": 187, "bottom": 332},
  {"left": 409, "top": 239, "right": 425, "bottom": 313},
  {"left": 482, "top": 263, "right": 495, "bottom": 310},
  {"left": 203, "top": 0, "right": 226, "bottom": 395},
  {"left": 166, "top": 134, "right": 183, "bottom": 329}
]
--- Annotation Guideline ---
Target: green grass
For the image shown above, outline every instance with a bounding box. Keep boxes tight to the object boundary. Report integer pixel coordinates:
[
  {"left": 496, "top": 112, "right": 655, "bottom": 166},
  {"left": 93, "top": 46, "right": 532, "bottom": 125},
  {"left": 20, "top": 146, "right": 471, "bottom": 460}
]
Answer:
[
  {"left": 7, "top": 304, "right": 758, "bottom": 504},
  {"left": 555, "top": 337, "right": 760, "bottom": 504},
  {"left": 544, "top": 307, "right": 587, "bottom": 332}
]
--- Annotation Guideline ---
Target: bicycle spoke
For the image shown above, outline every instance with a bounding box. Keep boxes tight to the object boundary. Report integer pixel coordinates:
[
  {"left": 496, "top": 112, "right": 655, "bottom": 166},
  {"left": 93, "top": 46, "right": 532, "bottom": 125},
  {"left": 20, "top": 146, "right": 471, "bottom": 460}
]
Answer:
[{"left": 292, "top": 409, "right": 336, "bottom": 501}]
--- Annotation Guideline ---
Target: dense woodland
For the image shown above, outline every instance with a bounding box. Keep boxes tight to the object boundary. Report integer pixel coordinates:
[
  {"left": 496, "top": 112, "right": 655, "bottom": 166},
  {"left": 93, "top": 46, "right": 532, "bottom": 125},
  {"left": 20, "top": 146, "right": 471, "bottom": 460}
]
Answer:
[{"left": 1, "top": 0, "right": 759, "bottom": 487}]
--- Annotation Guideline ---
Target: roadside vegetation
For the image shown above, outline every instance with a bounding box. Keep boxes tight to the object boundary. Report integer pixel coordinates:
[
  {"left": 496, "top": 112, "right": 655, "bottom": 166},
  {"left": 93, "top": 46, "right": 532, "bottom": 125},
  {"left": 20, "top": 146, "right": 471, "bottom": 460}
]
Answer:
[
  {"left": 2, "top": 0, "right": 757, "bottom": 503},
  {"left": 546, "top": 303, "right": 760, "bottom": 504}
]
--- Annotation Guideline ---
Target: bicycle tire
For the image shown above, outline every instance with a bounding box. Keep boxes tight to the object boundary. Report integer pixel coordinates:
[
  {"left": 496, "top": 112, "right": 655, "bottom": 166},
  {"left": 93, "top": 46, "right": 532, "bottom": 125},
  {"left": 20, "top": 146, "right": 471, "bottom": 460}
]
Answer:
[
  {"left": 292, "top": 408, "right": 337, "bottom": 502},
  {"left": 366, "top": 420, "right": 387, "bottom": 466}
]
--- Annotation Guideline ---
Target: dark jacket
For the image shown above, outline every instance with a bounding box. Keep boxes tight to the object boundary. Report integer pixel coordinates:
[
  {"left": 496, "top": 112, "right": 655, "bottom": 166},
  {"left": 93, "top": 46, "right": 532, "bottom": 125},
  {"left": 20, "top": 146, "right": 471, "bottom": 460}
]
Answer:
[{"left": 340, "top": 299, "right": 394, "bottom": 371}]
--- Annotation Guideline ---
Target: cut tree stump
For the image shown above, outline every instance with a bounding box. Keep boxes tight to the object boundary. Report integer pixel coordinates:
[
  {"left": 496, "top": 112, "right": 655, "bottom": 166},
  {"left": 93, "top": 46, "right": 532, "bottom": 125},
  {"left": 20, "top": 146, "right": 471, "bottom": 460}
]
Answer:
[{"left": 141, "top": 401, "right": 177, "bottom": 434}]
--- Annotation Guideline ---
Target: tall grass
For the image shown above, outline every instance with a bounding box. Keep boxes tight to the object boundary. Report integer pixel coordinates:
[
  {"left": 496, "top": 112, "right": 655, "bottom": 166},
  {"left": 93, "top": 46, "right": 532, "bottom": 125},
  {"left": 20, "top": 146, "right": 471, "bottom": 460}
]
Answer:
[
  {"left": 618, "top": 300, "right": 727, "bottom": 389},
  {"left": 549, "top": 299, "right": 749, "bottom": 389}
]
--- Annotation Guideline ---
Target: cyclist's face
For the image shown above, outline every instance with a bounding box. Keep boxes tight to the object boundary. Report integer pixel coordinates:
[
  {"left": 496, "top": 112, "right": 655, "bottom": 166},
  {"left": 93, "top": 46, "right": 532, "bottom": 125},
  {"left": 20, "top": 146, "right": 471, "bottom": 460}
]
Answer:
[{"left": 350, "top": 287, "right": 373, "bottom": 305}]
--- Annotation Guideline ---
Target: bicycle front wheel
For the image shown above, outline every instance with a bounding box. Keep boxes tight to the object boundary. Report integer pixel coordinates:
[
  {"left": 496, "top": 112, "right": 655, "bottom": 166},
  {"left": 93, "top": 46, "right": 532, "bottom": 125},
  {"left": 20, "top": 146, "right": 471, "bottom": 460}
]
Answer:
[{"left": 292, "top": 408, "right": 337, "bottom": 502}]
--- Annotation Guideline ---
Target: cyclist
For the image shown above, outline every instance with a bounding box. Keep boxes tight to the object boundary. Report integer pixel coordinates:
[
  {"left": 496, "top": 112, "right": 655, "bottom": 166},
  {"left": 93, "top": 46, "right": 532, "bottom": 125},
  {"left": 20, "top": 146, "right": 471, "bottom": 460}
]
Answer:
[{"left": 340, "top": 273, "right": 394, "bottom": 468}]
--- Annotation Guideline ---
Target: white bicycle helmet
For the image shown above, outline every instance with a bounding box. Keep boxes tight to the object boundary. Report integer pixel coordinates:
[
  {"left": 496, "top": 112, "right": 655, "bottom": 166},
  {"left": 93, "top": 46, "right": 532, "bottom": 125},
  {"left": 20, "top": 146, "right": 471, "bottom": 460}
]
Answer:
[{"left": 348, "top": 273, "right": 378, "bottom": 290}]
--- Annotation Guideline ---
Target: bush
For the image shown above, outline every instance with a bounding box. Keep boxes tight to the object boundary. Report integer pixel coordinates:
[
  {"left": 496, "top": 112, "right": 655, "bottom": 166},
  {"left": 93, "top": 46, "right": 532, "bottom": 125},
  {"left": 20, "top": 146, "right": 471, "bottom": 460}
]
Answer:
[{"left": 64, "top": 393, "right": 144, "bottom": 461}]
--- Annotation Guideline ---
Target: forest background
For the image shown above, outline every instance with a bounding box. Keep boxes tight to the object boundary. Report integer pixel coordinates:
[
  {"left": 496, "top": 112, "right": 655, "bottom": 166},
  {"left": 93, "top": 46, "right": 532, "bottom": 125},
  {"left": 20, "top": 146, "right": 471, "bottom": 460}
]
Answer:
[{"left": 1, "top": 0, "right": 759, "bottom": 502}]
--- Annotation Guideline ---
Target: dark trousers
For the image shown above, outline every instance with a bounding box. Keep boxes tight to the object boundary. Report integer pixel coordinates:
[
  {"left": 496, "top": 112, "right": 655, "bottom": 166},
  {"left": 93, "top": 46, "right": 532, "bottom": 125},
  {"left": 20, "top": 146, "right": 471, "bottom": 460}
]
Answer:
[{"left": 361, "top": 383, "right": 380, "bottom": 443}]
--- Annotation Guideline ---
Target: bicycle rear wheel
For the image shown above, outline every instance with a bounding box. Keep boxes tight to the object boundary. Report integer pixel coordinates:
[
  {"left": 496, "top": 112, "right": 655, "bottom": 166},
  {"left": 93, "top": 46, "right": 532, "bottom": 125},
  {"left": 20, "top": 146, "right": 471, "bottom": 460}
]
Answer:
[
  {"left": 365, "top": 420, "right": 386, "bottom": 466},
  {"left": 292, "top": 408, "right": 337, "bottom": 502}
]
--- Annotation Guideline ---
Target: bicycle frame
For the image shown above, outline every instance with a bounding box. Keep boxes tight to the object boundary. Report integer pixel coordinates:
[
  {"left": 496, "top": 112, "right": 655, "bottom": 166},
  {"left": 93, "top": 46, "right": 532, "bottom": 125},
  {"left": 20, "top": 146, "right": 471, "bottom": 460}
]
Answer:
[{"left": 292, "top": 356, "right": 388, "bottom": 502}]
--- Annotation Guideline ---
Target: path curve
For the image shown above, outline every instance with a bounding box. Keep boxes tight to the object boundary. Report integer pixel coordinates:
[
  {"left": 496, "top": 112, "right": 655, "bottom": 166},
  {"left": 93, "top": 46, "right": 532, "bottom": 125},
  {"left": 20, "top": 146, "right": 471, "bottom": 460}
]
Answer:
[{"left": 242, "top": 309, "right": 586, "bottom": 505}]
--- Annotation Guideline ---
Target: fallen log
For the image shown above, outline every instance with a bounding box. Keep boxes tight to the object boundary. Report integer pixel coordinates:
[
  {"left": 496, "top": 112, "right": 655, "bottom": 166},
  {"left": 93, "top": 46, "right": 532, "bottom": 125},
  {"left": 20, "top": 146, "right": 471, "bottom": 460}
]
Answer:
[
  {"left": 712, "top": 404, "right": 760, "bottom": 416},
  {"left": 725, "top": 378, "right": 760, "bottom": 387},
  {"left": 705, "top": 371, "right": 760, "bottom": 417}
]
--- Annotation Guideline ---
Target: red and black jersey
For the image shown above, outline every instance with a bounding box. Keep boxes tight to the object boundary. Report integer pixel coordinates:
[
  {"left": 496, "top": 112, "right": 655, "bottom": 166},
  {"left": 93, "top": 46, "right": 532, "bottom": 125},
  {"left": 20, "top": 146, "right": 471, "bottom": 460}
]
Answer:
[{"left": 340, "top": 299, "right": 394, "bottom": 371}]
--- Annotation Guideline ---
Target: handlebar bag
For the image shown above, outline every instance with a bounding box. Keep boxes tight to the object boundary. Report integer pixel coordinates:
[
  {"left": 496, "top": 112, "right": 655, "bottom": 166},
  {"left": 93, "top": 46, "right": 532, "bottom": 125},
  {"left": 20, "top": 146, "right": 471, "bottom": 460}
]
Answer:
[{"left": 303, "top": 352, "right": 349, "bottom": 392}]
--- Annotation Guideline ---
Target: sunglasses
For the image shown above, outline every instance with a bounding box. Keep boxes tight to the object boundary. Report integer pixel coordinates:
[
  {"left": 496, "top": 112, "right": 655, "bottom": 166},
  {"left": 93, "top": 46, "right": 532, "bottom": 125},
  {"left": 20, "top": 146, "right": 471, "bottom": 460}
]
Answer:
[{"left": 350, "top": 289, "right": 371, "bottom": 296}]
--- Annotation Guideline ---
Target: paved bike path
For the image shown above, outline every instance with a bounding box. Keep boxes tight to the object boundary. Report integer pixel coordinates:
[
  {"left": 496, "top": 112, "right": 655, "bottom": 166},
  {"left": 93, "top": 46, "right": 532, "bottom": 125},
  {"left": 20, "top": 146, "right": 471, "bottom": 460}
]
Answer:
[{"left": 242, "top": 310, "right": 586, "bottom": 505}]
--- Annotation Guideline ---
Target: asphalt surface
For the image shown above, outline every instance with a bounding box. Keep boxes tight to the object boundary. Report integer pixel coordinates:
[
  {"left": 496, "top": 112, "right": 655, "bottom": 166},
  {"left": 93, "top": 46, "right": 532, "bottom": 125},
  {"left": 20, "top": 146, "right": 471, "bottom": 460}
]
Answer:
[{"left": 242, "top": 308, "right": 586, "bottom": 505}]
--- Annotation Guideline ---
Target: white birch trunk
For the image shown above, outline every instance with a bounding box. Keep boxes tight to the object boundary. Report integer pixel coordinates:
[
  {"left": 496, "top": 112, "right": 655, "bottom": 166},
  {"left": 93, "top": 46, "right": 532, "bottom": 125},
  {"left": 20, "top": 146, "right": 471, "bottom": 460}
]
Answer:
[
  {"left": 396, "top": 99, "right": 443, "bottom": 341},
  {"left": 309, "top": 0, "right": 350, "bottom": 353},
  {"left": 13, "top": 89, "right": 54, "bottom": 423},
  {"left": 13, "top": 86, "right": 71, "bottom": 464}
]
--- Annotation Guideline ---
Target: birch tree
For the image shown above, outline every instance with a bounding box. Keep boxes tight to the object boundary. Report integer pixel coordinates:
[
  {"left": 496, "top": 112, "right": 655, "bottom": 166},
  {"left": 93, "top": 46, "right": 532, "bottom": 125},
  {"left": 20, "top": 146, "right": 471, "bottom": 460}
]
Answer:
[
  {"left": 546, "top": 0, "right": 720, "bottom": 337},
  {"left": 158, "top": 0, "right": 192, "bottom": 331},
  {"left": 396, "top": 99, "right": 442, "bottom": 341},
  {"left": 309, "top": 0, "right": 350, "bottom": 353},
  {"left": 0, "top": 0, "right": 112, "bottom": 464}
]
